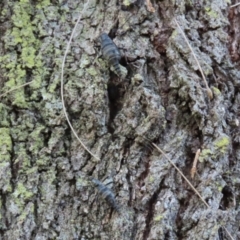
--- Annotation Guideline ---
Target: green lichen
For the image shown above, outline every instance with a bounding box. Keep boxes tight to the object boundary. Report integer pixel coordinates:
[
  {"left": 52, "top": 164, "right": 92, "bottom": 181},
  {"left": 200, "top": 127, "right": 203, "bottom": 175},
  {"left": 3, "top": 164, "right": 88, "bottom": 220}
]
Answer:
[
  {"left": 76, "top": 177, "right": 89, "bottom": 188},
  {"left": 123, "top": 0, "right": 131, "bottom": 6},
  {"left": 21, "top": 47, "right": 36, "bottom": 68},
  {"left": 148, "top": 176, "right": 154, "bottom": 183},
  {"left": 26, "top": 166, "right": 38, "bottom": 175},
  {"left": 212, "top": 87, "right": 221, "bottom": 96},
  {"left": 29, "top": 125, "right": 45, "bottom": 154},
  {"left": 4, "top": 64, "right": 28, "bottom": 108},
  {"left": 80, "top": 55, "right": 91, "bottom": 68},
  {"left": 205, "top": 7, "right": 218, "bottom": 19},
  {"left": 36, "top": 0, "right": 51, "bottom": 9},
  {"left": 217, "top": 186, "right": 223, "bottom": 192},
  {"left": 48, "top": 74, "right": 60, "bottom": 93},
  {"left": 36, "top": 157, "right": 48, "bottom": 167},
  {"left": 13, "top": 182, "right": 33, "bottom": 199},
  {"left": 0, "top": 128, "right": 12, "bottom": 160},
  {"left": 14, "top": 148, "right": 31, "bottom": 173},
  {"left": 11, "top": 127, "right": 29, "bottom": 142},
  {"left": 0, "top": 0, "right": 44, "bottom": 107},
  {"left": 75, "top": 69, "right": 85, "bottom": 78},
  {"left": 213, "top": 136, "right": 230, "bottom": 153},
  {"left": 215, "top": 181, "right": 224, "bottom": 192},
  {"left": 200, "top": 136, "right": 230, "bottom": 162},
  {"left": 199, "top": 149, "right": 212, "bottom": 162},
  {"left": 171, "top": 29, "right": 179, "bottom": 39},
  {"left": 86, "top": 67, "right": 98, "bottom": 76},
  {"left": 154, "top": 215, "right": 163, "bottom": 222}
]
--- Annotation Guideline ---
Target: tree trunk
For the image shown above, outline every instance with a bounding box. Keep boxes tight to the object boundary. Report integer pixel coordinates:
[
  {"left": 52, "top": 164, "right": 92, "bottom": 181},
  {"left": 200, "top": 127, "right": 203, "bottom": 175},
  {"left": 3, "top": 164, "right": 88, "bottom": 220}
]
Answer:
[{"left": 0, "top": 0, "right": 239, "bottom": 239}]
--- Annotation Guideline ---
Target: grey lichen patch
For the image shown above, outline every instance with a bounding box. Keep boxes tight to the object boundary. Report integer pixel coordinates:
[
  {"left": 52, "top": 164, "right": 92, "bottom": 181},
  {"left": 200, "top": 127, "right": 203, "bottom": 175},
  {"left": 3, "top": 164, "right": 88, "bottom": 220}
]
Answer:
[
  {"left": 18, "top": 202, "right": 35, "bottom": 227},
  {"left": 47, "top": 127, "right": 64, "bottom": 150},
  {"left": 39, "top": 169, "right": 57, "bottom": 203},
  {"left": 168, "top": 62, "right": 204, "bottom": 104},
  {"left": 76, "top": 177, "right": 90, "bottom": 190},
  {"left": 7, "top": 181, "right": 35, "bottom": 220},
  {"left": 7, "top": 201, "right": 35, "bottom": 240},
  {"left": 111, "top": 207, "right": 135, "bottom": 239},
  {"left": 182, "top": 206, "right": 228, "bottom": 239},
  {"left": 139, "top": 130, "right": 188, "bottom": 206},
  {"left": 203, "top": 0, "right": 229, "bottom": 29},
  {"left": 169, "top": 26, "right": 213, "bottom": 77},
  {"left": 149, "top": 192, "right": 179, "bottom": 239},
  {"left": 202, "top": 29, "right": 229, "bottom": 64},
  {"left": 0, "top": 161, "right": 12, "bottom": 193},
  {"left": 80, "top": 54, "right": 91, "bottom": 69},
  {"left": 14, "top": 144, "right": 31, "bottom": 173},
  {"left": 113, "top": 83, "right": 166, "bottom": 139},
  {"left": 75, "top": 69, "right": 85, "bottom": 78}
]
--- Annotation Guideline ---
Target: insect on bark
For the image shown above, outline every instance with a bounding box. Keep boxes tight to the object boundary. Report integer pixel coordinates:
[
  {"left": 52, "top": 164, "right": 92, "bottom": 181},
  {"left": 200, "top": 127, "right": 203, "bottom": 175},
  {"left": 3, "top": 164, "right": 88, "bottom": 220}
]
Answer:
[
  {"left": 92, "top": 178, "right": 120, "bottom": 214},
  {"left": 100, "top": 33, "right": 123, "bottom": 78}
]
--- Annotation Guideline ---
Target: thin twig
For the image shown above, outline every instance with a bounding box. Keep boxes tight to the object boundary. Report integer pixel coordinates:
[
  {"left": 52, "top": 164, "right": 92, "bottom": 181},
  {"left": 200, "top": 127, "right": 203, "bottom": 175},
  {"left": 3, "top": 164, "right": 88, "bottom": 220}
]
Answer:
[
  {"left": 151, "top": 143, "right": 235, "bottom": 240},
  {"left": 224, "top": 228, "right": 235, "bottom": 240},
  {"left": 151, "top": 143, "right": 209, "bottom": 207},
  {"left": 0, "top": 81, "right": 33, "bottom": 98},
  {"left": 230, "top": 2, "right": 240, "bottom": 8},
  {"left": 190, "top": 149, "right": 201, "bottom": 179},
  {"left": 60, "top": 0, "right": 100, "bottom": 161},
  {"left": 174, "top": 18, "right": 213, "bottom": 99}
]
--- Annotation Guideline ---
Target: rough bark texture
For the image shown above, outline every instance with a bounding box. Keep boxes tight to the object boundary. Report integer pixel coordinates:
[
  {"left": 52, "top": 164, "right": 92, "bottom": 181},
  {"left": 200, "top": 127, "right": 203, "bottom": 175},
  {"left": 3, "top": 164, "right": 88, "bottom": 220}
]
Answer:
[{"left": 0, "top": 0, "right": 240, "bottom": 239}]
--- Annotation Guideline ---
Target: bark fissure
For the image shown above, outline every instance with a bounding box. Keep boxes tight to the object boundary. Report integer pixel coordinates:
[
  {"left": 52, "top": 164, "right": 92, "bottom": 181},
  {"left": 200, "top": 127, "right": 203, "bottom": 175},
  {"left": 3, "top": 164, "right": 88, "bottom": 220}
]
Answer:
[
  {"left": 143, "top": 179, "right": 164, "bottom": 240},
  {"left": 0, "top": 0, "right": 240, "bottom": 239}
]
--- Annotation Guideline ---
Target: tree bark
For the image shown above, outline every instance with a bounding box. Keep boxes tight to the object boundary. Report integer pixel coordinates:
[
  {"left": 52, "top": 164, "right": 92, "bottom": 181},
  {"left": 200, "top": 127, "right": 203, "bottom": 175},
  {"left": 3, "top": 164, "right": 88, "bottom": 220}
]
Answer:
[{"left": 0, "top": 0, "right": 239, "bottom": 239}]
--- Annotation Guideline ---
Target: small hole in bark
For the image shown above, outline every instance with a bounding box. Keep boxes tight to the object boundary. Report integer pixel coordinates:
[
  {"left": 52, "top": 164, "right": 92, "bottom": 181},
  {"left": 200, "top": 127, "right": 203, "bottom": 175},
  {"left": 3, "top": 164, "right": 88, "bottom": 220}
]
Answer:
[{"left": 220, "top": 186, "right": 235, "bottom": 210}]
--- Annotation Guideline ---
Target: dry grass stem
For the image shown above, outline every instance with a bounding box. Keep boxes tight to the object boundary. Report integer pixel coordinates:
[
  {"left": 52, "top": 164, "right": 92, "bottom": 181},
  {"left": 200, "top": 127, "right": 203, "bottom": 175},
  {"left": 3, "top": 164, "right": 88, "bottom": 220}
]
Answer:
[
  {"left": 190, "top": 149, "right": 201, "bottom": 179},
  {"left": 151, "top": 143, "right": 209, "bottom": 207},
  {"left": 61, "top": 0, "right": 100, "bottom": 161},
  {"left": 174, "top": 18, "right": 213, "bottom": 100},
  {"left": 230, "top": 2, "right": 240, "bottom": 8},
  {"left": 151, "top": 143, "right": 235, "bottom": 240},
  {"left": 0, "top": 81, "right": 33, "bottom": 98}
]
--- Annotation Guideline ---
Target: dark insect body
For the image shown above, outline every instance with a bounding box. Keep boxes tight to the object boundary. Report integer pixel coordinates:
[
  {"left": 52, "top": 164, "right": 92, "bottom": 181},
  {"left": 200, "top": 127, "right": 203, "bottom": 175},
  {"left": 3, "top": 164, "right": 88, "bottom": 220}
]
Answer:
[
  {"left": 100, "top": 33, "right": 122, "bottom": 78},
  {"left": 92, "top": 178, "right": 120, "bottom": 213}
]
